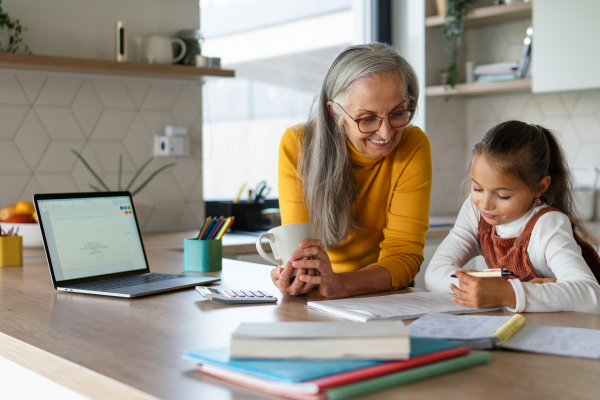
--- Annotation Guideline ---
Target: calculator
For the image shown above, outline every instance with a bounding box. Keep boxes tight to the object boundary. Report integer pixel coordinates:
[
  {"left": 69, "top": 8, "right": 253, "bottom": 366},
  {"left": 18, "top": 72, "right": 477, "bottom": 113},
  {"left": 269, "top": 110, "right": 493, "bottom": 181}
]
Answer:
[{"left": 196, "top": 286, "right": 277, "bottom": 304}]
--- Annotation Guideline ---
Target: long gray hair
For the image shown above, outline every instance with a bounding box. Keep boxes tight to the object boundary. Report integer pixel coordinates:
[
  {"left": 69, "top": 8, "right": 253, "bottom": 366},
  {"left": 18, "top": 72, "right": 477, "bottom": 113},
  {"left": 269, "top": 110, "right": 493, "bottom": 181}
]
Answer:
[{"left": 298, "top": 43, "right": 419, "bottom": 248}]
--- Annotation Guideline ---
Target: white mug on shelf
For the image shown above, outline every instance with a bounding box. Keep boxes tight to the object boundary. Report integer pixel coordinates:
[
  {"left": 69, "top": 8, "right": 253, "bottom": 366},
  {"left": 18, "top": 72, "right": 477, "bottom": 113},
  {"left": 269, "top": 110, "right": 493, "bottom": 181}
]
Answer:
[
  {"left": 256, "top": 223, "right": 316, "bottom": 275},
  {"left": 144, "top": 33, "right": 186, "bottom": 64}
]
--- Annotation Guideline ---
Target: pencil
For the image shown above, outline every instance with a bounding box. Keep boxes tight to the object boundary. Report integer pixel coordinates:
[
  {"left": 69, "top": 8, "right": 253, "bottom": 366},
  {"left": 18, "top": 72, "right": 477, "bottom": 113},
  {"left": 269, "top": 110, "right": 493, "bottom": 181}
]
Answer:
[
  {"left": 233, "top": 183, "right": 246, "bottom": 204},
  {"left": 201, "top": 218, "right": 218, "bottom": 240},
  {"left": 209, "top": 217, "right": 226, "bottom": 240},
  {"left": 197, "top": 216, "right": 213, "bottom": 239},
  {"left": 204, "top": 216, "right": 223, "bottom": 240},
  {"left": 215, "top": 217, "right": 234, "bottom": 240}
]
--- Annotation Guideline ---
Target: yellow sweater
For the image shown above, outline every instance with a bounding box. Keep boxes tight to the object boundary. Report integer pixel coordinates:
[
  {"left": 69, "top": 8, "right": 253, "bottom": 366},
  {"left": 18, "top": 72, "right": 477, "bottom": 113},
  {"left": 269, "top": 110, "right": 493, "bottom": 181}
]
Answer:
[{"left": 278, "top": 124, "right": 432, "bottom": 289}]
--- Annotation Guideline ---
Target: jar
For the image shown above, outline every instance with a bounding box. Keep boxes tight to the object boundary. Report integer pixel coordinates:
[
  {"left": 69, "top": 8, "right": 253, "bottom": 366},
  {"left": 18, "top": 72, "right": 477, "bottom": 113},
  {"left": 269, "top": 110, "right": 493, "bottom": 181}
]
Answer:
[{"left": 174, "top": 29, "right": 203, "bottom": 65}]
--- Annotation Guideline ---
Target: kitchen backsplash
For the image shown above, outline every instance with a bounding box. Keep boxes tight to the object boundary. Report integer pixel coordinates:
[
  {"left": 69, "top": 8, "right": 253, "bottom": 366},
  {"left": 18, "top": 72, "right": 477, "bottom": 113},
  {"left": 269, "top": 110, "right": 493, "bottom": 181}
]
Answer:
[{"left": 0, "top": 71, "right": 205, "bottom": 231}]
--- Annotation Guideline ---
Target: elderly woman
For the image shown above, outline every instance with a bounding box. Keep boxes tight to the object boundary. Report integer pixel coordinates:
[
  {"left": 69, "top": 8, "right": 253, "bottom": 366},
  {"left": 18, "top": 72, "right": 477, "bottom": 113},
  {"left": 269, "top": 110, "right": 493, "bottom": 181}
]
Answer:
[{"left": 272, "top": 43, "right": 432, "bottom": 298}]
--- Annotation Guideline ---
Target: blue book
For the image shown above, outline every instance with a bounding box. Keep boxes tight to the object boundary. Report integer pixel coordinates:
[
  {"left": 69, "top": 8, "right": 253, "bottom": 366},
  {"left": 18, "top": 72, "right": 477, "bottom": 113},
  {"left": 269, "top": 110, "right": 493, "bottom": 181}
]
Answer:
[{"left": 183, "top": 337, "right": 460, "bottom": 383}]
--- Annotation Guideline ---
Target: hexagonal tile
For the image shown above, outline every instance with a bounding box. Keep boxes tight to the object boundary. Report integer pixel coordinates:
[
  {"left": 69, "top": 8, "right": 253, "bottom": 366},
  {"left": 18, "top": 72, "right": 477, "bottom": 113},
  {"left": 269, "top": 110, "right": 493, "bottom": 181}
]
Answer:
[
  {"left": 71, "top": 81, "right": 104, "bottom": 137},
  {"left": 35, "top": 173, "right": 80, "bottom": 193},
  {"left": 92, "top": 79, "right": 137, "bottom": 109},
  {"left": 0, "top": 105, "right": 29, "bottom": 139},
  {"left": 146, "top": 169, "right": 184, "bottom": 203},
  {"left": 171, "top": 159, "right": 201, "bottom": 198},
  {"left": 574, "top": 142, "right": 600, "bottom": 169},
  {"left": 14, "top": 110, "right": 51, "bottom": 170},
  {"left": 144, "top": 202, "right": 184, "bottom": 231},
  {"left": 572, "top": 115, "right": 600, "bottom": 142},
  {"left": 36, "top": 141, "right": 85, "bottom": 173},
  {"left": 123, "top": 115, "right": 154, "bottom": 167},
  {"left": 141, "top": 83, "right": 182, "bottom": 110},
  {"left": 16, "top": 74, "right": 47, "bottom": 103},
  {"left": 87, "top": 141, "right": 137, "bottom": 174},
  {"left": 0, "top": 74, "right": 29, "bottom": 104},
  {"left": 572, "top": 90, "right": 600, "bottom": 115},
  {"left": 126, "top": 81, "right": 151, "bottom": 107},
  {"left": 0, "top": 175, "right": 31, "bottom": 206},
  {"left": 21, "top": 176, "right": 44, "bottom": 201},
  {"left": 140, "top": 110, "right": 177, "bottom": 136},
  {"left": 90, "top": 110, "right": 136, "bottom": 140},
  {"left": 537, "top": 94, "right": 569, "bottom": 117},
  {"left": 0, "top": 140, "right": 30, "bottom": 173},
  {"left": 35, "top": 76, "right": 83, "bottom": 106},
  {"left": 172, "top": 87, "right": 201, "bottom": 128},
  {"left": 35, "top": 106, "right": 85, "bottom": 140}
]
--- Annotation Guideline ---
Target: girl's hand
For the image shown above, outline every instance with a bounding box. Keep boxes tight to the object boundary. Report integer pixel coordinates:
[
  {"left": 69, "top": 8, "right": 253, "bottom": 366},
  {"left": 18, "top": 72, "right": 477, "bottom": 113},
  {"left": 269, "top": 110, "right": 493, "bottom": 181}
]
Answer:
[
  {"left": 449, "top": 269, "right": 516, "bottom": 309},
  {"left": 289, "top": 239, "right": 345, "bottom": 298},
  {"left": 270, "top": 261, "right": 318, "bottom": 296}
]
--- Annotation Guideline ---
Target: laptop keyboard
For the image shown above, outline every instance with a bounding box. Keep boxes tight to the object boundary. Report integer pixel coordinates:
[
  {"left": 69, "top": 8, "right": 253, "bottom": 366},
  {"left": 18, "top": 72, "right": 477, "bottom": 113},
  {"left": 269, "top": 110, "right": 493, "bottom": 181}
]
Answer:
[{"left": 67, "top": 273, "right": 181, "bottom": 292}]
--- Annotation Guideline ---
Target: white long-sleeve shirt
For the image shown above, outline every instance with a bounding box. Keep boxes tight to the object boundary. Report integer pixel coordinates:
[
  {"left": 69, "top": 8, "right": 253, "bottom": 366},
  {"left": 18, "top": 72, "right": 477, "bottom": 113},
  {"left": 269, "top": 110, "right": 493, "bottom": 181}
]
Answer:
[{"left": 425, "top": 197, "right": 600, "bottom": 314}]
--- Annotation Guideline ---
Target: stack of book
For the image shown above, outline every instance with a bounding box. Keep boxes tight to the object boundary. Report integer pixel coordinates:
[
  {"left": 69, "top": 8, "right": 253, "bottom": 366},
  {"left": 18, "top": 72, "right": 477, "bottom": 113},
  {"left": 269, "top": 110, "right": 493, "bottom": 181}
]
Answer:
[
  {"left": 183, "top": 321, "right": 490, "bottom": 399},
  {"left": 473, "top": 62, "right": 519, "bottom": 83}
]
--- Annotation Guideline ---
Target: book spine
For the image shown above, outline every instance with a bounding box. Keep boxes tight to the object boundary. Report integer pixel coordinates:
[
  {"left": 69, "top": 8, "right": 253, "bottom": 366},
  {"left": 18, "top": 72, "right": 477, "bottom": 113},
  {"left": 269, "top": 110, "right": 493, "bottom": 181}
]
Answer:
[{"left": 324, "top": 352, "right": 490, "bottom": 400}]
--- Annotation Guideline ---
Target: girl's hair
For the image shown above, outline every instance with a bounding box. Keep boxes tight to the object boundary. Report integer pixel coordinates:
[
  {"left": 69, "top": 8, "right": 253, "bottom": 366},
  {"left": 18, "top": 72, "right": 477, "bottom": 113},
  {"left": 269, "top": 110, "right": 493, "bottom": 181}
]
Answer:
[
  {"left": 298, "top": 43, "right": 419, "bottom": 248},
  {"left": 471, "top": 120, "right": 594, "bottom": 243}
]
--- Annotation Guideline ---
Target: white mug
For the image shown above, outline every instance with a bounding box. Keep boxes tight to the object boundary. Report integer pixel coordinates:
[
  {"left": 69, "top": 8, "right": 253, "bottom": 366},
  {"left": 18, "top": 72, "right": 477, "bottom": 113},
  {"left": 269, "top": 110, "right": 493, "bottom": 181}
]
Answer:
[
  {"left": 256, "top": 223, "right": 317, "bottom": 273},
  {"left": 144, "top": 34, "right": 186, "bottom": 64}
]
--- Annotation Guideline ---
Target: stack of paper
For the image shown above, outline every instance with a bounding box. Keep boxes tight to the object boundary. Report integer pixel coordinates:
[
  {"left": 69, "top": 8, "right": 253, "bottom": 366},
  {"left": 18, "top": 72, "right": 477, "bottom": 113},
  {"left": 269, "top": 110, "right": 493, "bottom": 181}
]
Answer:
[
  {"left": 473, "top": 62, "right": 519, "bottom": 83},
  {"left": 230, "top": 321, "right": 410, "bottom": 360},
  {"left": 184, "top": 338, "right": 490, "bottom": 400}
]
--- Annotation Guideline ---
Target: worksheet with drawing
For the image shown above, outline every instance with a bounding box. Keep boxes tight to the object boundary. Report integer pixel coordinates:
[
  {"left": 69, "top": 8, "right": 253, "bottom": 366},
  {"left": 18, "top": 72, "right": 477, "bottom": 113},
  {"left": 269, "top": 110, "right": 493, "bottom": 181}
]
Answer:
[{"left": 38, "top": 197, "right": 147, "bottom": 281}]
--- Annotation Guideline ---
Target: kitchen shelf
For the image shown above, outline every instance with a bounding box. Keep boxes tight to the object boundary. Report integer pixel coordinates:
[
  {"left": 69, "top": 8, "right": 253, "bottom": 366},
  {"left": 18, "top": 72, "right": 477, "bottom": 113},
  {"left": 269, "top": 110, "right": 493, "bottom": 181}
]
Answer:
[
  {"left": 425, "top": 78, "right": 532, "bottom": 98},
  {"left": 0, "top": 52, "right": 235, "bottom": 81},
  {"left": 426, "top": 2, "right": 532, "bottom": 29}
]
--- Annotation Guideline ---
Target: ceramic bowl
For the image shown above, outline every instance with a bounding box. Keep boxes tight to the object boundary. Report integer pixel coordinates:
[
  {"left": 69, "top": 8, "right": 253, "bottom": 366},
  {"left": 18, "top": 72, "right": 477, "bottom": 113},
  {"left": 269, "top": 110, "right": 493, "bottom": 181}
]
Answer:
[{"left": 0, "top": 222, "right": 43, "bottom": 248}]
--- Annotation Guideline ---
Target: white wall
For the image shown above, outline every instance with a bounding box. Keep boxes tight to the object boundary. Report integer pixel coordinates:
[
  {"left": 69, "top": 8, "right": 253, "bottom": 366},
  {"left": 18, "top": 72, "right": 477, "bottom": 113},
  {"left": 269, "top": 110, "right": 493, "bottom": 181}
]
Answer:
[{"left": 2, "top": 0, "right": 199, "bottom": 59}]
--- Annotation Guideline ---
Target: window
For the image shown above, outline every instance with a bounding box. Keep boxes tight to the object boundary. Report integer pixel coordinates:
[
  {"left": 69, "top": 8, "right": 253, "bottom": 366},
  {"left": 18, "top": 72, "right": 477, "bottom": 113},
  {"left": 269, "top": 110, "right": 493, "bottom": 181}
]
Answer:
[{"left": 200, "top": 0, "right": 366, "bottom": 201}]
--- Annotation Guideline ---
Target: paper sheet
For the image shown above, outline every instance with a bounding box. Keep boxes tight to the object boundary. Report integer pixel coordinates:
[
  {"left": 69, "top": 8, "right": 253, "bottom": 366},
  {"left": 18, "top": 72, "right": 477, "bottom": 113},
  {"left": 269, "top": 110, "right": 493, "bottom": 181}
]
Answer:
[
  {"left": 307, "top": 292, "right": 501, "bottom": 322},
  {"left": 501, "top": 324, "right": 600, "bottom": 359},
  {"left": 407, "top": 312, "right": 511, "bottom": 339}
]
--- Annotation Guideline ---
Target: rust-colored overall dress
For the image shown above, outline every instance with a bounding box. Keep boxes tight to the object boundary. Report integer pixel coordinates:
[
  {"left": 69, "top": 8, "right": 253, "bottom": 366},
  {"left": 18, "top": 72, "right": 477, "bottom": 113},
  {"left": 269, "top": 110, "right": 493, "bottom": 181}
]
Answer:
[{"left": 478, "top": 207, "right": 600, "bottom": 283}]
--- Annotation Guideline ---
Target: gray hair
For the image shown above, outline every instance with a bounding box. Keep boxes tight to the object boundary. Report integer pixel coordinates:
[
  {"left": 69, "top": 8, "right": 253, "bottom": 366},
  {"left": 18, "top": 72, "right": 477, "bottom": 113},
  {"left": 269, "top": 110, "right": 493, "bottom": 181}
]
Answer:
[{"left": 298, "top": 43, "right": 419, "bottom": 248}]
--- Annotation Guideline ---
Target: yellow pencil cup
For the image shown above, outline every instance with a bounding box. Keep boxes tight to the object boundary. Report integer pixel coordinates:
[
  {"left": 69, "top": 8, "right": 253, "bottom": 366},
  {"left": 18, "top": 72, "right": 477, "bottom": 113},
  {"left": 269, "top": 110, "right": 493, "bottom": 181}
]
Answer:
[
  {"left": 0, "top": 236, "right": 23, "bottom": 267},
  {"left": 184, "top": 238, "right": 222, "bottom": 272}
]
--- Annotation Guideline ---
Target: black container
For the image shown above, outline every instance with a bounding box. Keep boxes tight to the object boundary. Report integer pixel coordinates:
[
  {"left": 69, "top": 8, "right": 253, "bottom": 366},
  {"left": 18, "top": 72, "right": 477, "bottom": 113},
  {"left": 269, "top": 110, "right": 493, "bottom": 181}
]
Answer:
[
  {"left": 175, "top": 29, "right": 202, "bottom": 65},
  {"left": 217, "top": 202, "right": 270, "bottom": 232}
]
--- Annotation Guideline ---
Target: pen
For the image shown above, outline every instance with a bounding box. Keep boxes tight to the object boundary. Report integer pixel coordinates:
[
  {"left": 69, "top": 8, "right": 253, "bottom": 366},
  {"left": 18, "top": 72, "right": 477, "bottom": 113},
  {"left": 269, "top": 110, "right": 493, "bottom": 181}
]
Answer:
[{"left": 451, "top": 268, "right": 516, "bottom": 278}]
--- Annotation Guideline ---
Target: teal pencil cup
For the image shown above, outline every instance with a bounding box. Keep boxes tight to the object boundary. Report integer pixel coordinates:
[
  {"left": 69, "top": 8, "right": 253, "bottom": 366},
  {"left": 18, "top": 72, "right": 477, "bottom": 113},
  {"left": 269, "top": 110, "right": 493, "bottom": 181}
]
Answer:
[{"left": 184, "top": 238, "right": 222, "bottom": 272}]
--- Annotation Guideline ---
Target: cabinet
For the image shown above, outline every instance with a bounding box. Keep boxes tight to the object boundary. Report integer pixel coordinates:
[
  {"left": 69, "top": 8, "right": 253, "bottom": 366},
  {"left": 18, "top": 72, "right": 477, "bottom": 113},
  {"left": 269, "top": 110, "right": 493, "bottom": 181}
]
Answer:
[
  {"left": 425, "top": 1, "right": 532, "bottom": 98},
  {"left": 532, "top": 0, "right": 600, "bottom": 93}
]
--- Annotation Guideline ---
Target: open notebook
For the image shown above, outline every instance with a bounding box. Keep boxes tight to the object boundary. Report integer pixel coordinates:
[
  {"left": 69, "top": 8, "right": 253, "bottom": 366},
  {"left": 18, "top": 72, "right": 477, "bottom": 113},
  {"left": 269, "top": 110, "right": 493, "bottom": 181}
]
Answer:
[{"left": 33, "top": 191, "right": 219, "bottom": 298}]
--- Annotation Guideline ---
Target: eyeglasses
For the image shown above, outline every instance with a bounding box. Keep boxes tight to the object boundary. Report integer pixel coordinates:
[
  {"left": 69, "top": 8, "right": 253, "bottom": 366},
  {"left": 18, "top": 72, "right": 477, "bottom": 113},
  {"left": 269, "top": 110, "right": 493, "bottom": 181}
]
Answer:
[{"left": 334, "top": 102, "right": 414, "bottom": 133}]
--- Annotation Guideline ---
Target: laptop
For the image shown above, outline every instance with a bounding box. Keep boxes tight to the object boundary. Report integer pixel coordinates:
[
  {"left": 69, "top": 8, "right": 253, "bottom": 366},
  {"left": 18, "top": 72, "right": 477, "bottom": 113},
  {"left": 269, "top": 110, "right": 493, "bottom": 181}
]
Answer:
[{"left": 33, "top": 191, "right": 220, "bottom": 298}]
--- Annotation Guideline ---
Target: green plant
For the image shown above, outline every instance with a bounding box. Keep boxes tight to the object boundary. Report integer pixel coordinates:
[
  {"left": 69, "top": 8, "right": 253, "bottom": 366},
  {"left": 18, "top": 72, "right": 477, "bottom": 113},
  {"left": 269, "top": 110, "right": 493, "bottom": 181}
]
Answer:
[
  {"left": 0, "top": 0, "right": 30, "bottom": 53},
  {"left": 71, "top": 149, "right": 176, "bottom": 196},
  {"left": 441, "top": 0, "right": 477, "bottom": 89}
]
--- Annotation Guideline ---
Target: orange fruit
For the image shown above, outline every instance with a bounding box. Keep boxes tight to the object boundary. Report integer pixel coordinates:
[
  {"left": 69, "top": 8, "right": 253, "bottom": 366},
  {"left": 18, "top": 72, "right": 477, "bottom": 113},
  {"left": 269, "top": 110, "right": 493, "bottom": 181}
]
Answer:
[{"left": 15, "top": 200, "right": 35, "bottom": 215}]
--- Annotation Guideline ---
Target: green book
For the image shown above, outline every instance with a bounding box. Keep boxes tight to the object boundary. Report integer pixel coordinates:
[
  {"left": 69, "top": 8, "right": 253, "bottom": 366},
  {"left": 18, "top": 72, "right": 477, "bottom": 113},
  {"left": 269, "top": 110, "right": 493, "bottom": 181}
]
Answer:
[{"left": 325, "top": 351, "right": 490, "bottom": 400}]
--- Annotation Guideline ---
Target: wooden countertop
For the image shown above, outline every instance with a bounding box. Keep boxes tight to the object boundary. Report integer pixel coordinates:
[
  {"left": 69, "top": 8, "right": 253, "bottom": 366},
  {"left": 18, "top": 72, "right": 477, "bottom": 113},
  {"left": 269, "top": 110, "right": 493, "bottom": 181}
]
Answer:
[{"left": 3, "top": 240, "right": 600, "bottom": 400}]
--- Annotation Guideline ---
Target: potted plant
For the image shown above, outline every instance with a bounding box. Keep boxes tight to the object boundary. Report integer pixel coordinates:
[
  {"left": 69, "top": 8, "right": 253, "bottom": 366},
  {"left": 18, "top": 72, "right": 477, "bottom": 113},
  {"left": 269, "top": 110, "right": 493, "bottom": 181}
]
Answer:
[
  {"left": 0, "top": 0, "right": 30, "bottom": 53},
  {"left": 441, "top": 0, "right": 477, "bottom": 89},
  {"left": 71, "top": 149, "right": 176, "bottom": 196}
]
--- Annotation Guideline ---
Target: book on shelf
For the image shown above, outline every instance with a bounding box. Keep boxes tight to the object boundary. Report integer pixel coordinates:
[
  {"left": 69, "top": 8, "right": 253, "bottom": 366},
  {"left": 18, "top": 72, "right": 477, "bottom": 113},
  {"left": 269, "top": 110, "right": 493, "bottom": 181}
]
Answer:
[
  {"left": 230, "top": 321, "right": 410, "bottom": 360},
  {"left": 184, "top": 337, "right": 489, "bottom": 400},
  {"left": 473, "top": 62, "right": 518, "bottom": 75},
  {"left": 475, "top": 73, "right": 518, "bottom": 83},
  {"left": 306, "top": 291, "right": 502, "bottom": 323},
  {"left": 407, "top": 312, "right": 525, "bottom": 350}
]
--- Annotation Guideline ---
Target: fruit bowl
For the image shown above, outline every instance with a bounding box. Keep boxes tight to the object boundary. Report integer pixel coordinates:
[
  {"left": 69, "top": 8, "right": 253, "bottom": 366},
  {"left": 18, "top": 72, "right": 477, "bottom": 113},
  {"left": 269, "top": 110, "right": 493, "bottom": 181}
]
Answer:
[{"left": 0, "top": 222, "right": 43, "bottom": 248}]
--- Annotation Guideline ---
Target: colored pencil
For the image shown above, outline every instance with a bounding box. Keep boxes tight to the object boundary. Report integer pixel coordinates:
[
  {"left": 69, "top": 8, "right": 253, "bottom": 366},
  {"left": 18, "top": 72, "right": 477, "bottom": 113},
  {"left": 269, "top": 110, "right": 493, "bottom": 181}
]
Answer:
[
  {"left": 215, "top": 217, "right": 234, "bottom": 240},
  {"left": 197, "top": 216, "right": 213, "bottom": 239},
  {"left": 209, "top": 217, "right": 227, "bottom": 240}
]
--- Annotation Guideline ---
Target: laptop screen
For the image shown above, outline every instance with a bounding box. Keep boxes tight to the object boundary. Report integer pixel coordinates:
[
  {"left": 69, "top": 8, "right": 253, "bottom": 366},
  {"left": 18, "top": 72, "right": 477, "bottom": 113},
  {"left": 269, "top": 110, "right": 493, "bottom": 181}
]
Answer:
[{"left": 36, "top": 194, "right": 148, "bottom": 282}]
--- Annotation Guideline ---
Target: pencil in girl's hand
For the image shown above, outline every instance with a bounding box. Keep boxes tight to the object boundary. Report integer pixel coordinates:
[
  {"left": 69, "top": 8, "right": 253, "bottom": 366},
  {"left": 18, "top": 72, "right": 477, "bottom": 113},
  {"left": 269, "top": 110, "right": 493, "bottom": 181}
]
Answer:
[
  {"left": 197, "top": 216, "right": 213, "bottom": 239},
  {"left": 209, "top": 217, "right": 227, "bottom": 240},
  {"left": 216, "top": 217, "right": 235, "bottom": 240}
]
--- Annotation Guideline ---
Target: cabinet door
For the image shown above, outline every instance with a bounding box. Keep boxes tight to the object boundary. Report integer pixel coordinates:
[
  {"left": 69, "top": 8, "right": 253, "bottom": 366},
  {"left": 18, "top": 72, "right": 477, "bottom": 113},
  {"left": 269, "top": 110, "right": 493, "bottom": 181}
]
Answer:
[{"left": 533, "top": 0, "right": 600, "bottom": 93}]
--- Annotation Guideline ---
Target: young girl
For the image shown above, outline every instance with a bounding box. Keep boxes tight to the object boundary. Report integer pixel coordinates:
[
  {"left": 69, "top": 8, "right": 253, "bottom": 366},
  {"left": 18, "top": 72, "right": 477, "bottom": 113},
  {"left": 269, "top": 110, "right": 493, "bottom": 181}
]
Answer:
[{"left": 425, "top": 120, "right": 600, "bottom": 313}]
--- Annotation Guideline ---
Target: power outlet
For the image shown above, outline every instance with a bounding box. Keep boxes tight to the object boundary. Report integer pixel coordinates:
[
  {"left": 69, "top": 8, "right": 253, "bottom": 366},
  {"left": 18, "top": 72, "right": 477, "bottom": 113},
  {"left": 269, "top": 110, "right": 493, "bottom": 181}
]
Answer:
[{"left": 154, "top": 135, "right": 184, "bottom": 156}]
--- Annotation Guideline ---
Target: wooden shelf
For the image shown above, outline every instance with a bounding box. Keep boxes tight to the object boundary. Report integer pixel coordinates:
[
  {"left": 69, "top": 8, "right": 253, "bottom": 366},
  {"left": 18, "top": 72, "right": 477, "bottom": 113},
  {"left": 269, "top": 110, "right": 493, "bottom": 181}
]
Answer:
[
  {"left": 426, "top": 2, "right": 532, "bottom": 28},
  {"left": 425, "top": 78, "right": 532, "bottom": 98},
  {"left": 0, "top": 52, "right": 235, "bottom": 81}
]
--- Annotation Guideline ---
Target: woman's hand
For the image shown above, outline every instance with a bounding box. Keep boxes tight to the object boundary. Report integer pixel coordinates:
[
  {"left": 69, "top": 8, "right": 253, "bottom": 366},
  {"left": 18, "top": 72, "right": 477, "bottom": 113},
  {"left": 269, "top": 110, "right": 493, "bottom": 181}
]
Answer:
[
  {"left": 449, "top": 269, "right": 516, "bottom": 309},
  {"left": 289, "top": 239, "right": 345, "bottom": 298},
  {"left": 270, "top": 261, "right": 318, "bottom": 296}
]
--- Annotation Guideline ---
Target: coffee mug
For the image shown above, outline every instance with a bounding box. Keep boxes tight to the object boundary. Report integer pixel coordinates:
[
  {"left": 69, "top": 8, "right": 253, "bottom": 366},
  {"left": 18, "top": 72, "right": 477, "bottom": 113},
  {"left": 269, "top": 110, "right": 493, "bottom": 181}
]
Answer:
[
  {"left": 256, "top": 223, "right": 316, "bottom": 271},
  {"left": 144, "top": 34, "right": 186, "bottom": 64}
]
